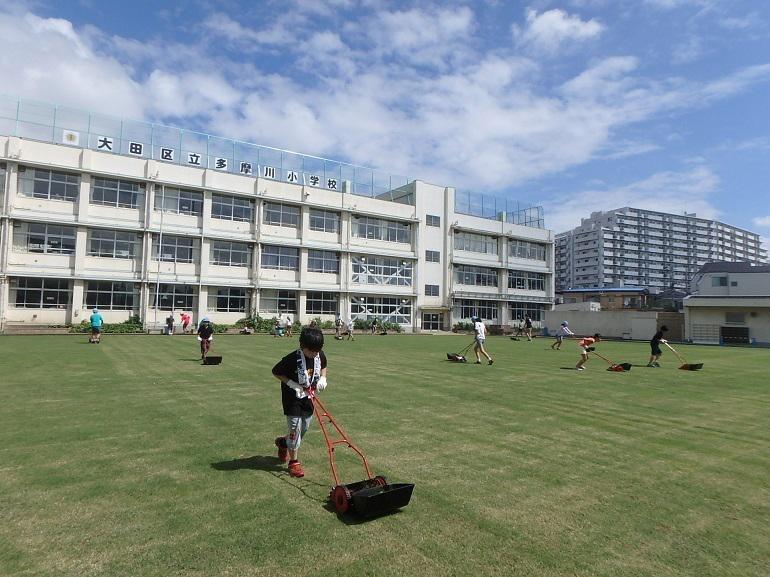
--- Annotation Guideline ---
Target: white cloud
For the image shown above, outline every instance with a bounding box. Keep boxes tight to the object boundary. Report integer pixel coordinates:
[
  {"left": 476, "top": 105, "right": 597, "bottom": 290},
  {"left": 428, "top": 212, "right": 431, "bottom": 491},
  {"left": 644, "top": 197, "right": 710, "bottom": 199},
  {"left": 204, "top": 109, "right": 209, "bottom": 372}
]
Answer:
[
  {"left": 752, "top": 216, "right": 770, "bottom": 227},
  {"left": 514, "top": 8, "right": 603, "bottom": 55},
  {"left": 543, "top": 165, "right": 721, "bottom": 233}
]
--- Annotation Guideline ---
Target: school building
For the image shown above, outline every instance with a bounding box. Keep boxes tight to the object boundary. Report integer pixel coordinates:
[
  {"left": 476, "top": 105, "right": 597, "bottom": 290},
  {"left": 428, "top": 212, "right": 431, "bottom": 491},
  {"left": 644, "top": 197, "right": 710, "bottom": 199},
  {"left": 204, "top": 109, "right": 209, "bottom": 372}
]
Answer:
[{"left": 0, "top": 97, "right": 555, "bottom": 332}]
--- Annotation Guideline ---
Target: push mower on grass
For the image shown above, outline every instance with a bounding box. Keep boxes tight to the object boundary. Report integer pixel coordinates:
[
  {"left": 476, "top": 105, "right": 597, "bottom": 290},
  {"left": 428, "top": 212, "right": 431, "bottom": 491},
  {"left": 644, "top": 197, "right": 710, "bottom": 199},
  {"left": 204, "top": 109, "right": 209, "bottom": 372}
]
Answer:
[
  {"left": 310, "top": 393, "right": 414, "bottom": 517},
  {"left": 589, "top": 349, "right": 632, "bottom": 372},
  {"left": 447, "top": 340, "right": 475, "bottom": 363},
  {"left": 663, "top": 342, "right": 704, "bottom": 371}
]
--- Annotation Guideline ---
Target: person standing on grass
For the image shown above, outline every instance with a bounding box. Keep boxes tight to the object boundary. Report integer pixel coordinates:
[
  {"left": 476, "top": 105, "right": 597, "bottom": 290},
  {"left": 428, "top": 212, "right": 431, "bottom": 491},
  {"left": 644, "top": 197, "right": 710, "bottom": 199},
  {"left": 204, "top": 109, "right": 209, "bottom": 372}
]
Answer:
[
  {"left": 575, "top": 333, "right": 601, "bottom": 371},
  {"left": 551, "top": 321, "right": 575, "bottom": 350},
  {"left": 524, "top": 315, "right": 533, "bottom": 341},
  {"left": 197, "top": 317, "right": 214, "bottom": 360},
  {"left": 89, "top": 308, "right": 104, "bottom": 343},
  {"left": 370, "top": 317, "right": 377, "bottom": 335},
  {"left": 334, "top": 315, "right": 342, "bottom": 339},
  {"left": 272, "top": 327, "right": 328, "bottom": 478},
  {"left": 285, "top": 316, "right": 293, "bottom": 338},
  {"left": 181, "top": 313, "right": 191, "bottom": 334},
  {"left": 166, "top": 312, "right": 175, "bottom": 336},
  {"left": 346, "top": 318, "right": 355, "bottom": 341},
  {"left": 472, "top": 316, "right": 494, "bottom": 365},
  {"left": 647, "top": 325, "right": 668, "bottom": 367}
]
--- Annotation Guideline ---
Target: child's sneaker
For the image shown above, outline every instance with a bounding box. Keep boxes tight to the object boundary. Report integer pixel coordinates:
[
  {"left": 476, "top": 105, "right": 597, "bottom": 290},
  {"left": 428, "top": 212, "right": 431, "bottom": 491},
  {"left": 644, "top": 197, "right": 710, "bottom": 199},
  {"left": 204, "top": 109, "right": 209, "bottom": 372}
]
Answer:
[
  {"left": 274, "top": 437, "right": 289, "bottom": 463},
  {"left": 288, "top": 460, "right": 305, "bottom": 478},
  {"left": 653, "top": 362, "right": 660, "bottom": 367},
  {"left": 488, "top": 359, "right": 494, "bottom": 365},
  {"left": 576, "top": 366, "right": 585, "bottom": 371}
]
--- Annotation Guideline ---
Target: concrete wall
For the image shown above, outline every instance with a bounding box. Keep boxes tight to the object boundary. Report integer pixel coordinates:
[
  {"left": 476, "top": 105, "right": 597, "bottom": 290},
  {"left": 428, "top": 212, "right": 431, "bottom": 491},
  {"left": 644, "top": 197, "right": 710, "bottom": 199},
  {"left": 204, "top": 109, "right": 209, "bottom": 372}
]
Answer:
[{"left": 543, "top": 310, "right": 680, "bottom": 341}]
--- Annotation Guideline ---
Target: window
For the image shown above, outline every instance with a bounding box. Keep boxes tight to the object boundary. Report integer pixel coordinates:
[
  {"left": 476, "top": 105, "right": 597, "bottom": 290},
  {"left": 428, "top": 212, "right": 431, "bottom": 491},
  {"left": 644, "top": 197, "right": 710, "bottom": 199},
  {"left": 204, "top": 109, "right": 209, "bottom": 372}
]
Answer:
[
  {"left": 425, "top": 284, "right": 439, "bottom": 296},
  {"left": 507, "top": 270, "right": 546, "bottom": 291},
  {"left": 455, "top": 265, "right": 498, "bottom": 287},
  {"left": 1, "top": 163, "right": 6, "bottom": 197},
  {"left": 18, "top": 223, "right": 76, "bottom": 255},
  {"left": 351, "top": 295, "right": 411, "bottom": 324},
  {"left": 425, "top": 250, "right": 440, "bottom": 263},
  {"left": 261, "top": 245, "right": 299, "bottom": 270},
  {"left": 91, "top": 178, "right": 145, "bottom": 209},
  {"left": 209, "top": 287, "right": 249, "bottom": 313},
  {"left": 711, "top": 276, "right": 728, "bottom": 287},
  {"left": 88, "top": 229, "right": 141, "bottom": 258},
  {"left": 12, "top": 277, "right": 71, "bottom": 308},
  {"left": 509, "top": 302, "right": 548, "bottom": 322},
  {"left": 149, "top": 284, "right": 197, "bottom": 310},
  {"left": 212, "top": 194, "right": 254, "bottom": 222},
  {"left": 18, "top": 168, "right": 80, "bottom": 201},
  {"left": 264, "top": 202, "right": 300, "bottom": 228},
  {"left": 211, "top": 241, "right": 251, "bottom": 267},
  {"left": 509, "top": 239, "right": 547, "bottom": 261},
  {"left": 154, "top": 187, "right": 203, "bottom": 216},
  {"left": 306, "top": 291, "right": 338, "bottom": 314},
  {"left": 85, "top": 281, "right": 138, "bottom": 310},
  {"left": 352, "top": 256, "right": 413, "bottom": 286},
  {"left": 352, "top": 216, "right": 410, "bottom": 243},
  {"left": 309, "top": 209, "right": 340, "bottom": 233},
  {"left": 725, "top": 312, "right": 746, "bottom": 324},
  {"left": 308, "top": 250, "right": 339, "bottom": 274},
  {"left": 152, "top": 235, "right": 197, "bottom": 263},
  {"left": 454, "top": 232, "right": 498, "bottom": 255},
  {"left": 458, "top": 299, "right": 498, "bottom": 322},
  {"left": 259, "top": 289, "right": 297, "bottom": 314},
  {"left": 426, "top": 215, "right": 441, "bottom": 227},
  {"left": 422, "top": 313, "right": 443, "bottom": 330}
]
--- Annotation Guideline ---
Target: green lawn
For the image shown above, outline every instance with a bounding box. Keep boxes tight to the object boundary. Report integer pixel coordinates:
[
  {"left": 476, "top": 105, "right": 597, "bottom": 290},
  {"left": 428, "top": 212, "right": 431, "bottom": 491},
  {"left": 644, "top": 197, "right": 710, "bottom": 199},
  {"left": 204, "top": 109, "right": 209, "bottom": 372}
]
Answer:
[{"left": 0, "top": 334, "right": 768, "bottom": 577}]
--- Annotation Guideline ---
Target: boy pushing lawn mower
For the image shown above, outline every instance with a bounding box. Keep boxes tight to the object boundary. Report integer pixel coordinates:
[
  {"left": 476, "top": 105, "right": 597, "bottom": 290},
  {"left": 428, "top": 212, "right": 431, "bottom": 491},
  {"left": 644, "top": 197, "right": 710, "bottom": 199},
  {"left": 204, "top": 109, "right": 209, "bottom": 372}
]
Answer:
[
  {"left": 551, "top": 321, "right": 574, "bottom": 350},
  {"left": 647, "top": 325, "right": 668, "bottom": 367},
  {"left": 272, "top": 326, "right": 328, "bottom": 478},
  {"left": 575, "top": 333, "right": 601, "bottom": 370},
  {"left": 473, "top": 317, "right": 494, "bottom": 365}
]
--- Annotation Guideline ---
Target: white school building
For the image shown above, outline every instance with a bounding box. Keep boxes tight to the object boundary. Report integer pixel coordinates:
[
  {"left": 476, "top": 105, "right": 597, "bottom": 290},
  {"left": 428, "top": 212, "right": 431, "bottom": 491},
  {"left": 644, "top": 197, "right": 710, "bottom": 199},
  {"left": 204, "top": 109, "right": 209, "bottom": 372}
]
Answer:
[{"left": 0, "top": 97, "right": 554, "bottom": 332}]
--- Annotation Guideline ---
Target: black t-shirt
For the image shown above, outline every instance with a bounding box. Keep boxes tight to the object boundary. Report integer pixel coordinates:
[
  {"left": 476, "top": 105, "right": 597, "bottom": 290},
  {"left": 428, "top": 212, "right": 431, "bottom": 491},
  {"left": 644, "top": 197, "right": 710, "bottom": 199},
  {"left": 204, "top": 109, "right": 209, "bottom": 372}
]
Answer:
[
  {"left": 198, "top": 322, "right": 214, "bottom": 339},
  {"left": 651, "top": 331, "right": 665, "bottom": 345},
  {"left": 272, "top": 350, "right": 328, "bottom": 417},
  {"left": 525, "top": 317, "right": 532, "bottom": 328}
]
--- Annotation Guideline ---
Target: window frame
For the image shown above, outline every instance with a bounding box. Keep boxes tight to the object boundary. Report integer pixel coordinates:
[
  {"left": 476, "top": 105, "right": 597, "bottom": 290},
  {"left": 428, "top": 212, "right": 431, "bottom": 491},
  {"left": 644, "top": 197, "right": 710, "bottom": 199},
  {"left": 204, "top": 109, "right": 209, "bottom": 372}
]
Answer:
[
  {"left": 91, "top": 177, "right": 145, "bottom": 209},
  {"left": 263, "top": 202, "right": 300, "bottom": 228},
  {"left": 261, "top": 245, "right": 299, "bottom": 271}
]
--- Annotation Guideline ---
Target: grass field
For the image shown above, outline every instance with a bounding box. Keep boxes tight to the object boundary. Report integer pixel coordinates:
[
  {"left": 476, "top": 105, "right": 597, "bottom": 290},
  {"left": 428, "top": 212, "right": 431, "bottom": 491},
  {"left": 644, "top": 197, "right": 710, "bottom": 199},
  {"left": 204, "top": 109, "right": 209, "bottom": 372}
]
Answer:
[{"left": 1, "top": 333, "right": 768, "bottom": 577}]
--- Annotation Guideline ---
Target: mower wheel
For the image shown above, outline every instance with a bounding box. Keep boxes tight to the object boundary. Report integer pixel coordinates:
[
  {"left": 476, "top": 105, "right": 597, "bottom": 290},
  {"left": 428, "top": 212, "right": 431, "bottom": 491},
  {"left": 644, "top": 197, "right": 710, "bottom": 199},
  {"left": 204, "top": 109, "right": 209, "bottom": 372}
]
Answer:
[
  {"left": 331, "top": 485, "right": 352, "bottom": 514},
  {"left": 373, "top": 475, "right": 387, "bottom": 487}
]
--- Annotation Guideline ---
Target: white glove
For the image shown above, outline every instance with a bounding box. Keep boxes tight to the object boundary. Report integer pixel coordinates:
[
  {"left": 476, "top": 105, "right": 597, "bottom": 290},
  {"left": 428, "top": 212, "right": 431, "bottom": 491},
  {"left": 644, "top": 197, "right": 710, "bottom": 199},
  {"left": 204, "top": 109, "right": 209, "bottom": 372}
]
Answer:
[
  {"left": 661, "top": 339, "right": 667, "bottom": 343},
  {"left": 315, "top": 376, "right": 327, "bottom": 392}
]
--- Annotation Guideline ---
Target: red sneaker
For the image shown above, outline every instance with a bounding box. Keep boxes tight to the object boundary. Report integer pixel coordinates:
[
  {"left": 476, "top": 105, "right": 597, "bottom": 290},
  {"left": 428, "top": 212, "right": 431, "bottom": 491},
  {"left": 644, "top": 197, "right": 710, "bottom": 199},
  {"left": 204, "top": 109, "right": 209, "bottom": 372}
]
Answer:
[
  {"left": 288, "top": 460, "right": 305, "bottom": 478},
  {"left": 274, "top": 437, "right": 288, "bottom": 463}
]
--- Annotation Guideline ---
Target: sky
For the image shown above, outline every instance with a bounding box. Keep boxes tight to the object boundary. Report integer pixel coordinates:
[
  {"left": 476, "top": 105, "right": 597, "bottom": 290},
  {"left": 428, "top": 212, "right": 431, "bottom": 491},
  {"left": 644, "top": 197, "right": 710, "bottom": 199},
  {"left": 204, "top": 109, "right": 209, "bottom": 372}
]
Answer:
[{"left": 1, "top": 0, "right": 769, "bottom": 253}]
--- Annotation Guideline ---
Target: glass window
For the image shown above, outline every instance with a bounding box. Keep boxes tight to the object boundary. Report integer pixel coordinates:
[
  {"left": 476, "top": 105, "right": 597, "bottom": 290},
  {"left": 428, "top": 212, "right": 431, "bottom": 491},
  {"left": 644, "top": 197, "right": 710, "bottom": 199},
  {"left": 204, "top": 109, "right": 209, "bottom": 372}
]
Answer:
[
  {"left": 212, "top": 194, "right": 254, "bottom": 222},
  {"left": 12, "top": 277, "right": 71, "bottom": 308},
  {"left": 149, "top": 283, "right": 197, "bottom": 310},
  {"left": 264, "top": 202, "right": 300, "bottom": 227},
  {"left": 457, "top": 299, "right": 499, "bottom": 322},
  {"left": 352, "top": 216, "right": 410, "bottom": 243},
  {"left": 211, "top": 241, "right": 251, "bottom": 267},
  {"left": 259, "top": 289, "right": 297, "bottom": 314},
  {"left": 0, "top": 163, "right": 6, "bottom": 198},
  {"left": 425, "top": 250, "right": 440, "bottom": 263},
  {"left": 425, "top": 284, "right": 439, "bottom": 296},
  {"left": 711, "top": 276, "right": 727, "bottom": 287},
  {"left": 154, "top": 187, "right": 203, "bottom": 216},
  {"left": 352, "top": 256, "right": 412, "bottom": 286},
  {"left": 422, "top": 313, "right": 443, "bottom": 330},
  {"left": 307, "top": 250, "right": 339, "bottom": 274},
  {"left": 88, "top": 229, "right": 141, "bottom": 258},
  {"left": 18, "top": 168, "right": 80, "bottom": 201},
  {"left": 85, "top": 281, "right": 138, "bottom": 310},
  {"left": 91, "top": 177, "right": 145, "bottom": 209},
  {"left": 306, "top": 291, "right": 338, "bottom": 314},
  {"left": 509, "top": 239, "right": 547, "bottom": 261},
  {"left": 209, "top": 287, "right": 249, "bottom": 312},
  {"left": 454, "top": 265, "right": 498, "bottom": 287},
  {"left": 509, "top": 302, "right": 547, "bottom": 322},
  {"left": 18, "top": 223, "right": 77, "bottom": 255},
  {"left": 309, "top": 209, "right": 340, "bottom": 233},
  {"left": 351, "top": 295, "right": 411, "bottom": 324},
  {"left": 454, "top": 232, "right": 498, "bottom": 255},
  {"left": 152, "top": 235, "right": 197, "bottom": 263},
  {"left": 426, "top": 215, "right": 441, "bottom": 227},
  {"left": 261, "top": 245, "right": 299, "bottom": 270},
  {"left": 507, "top": 270, "right": 545, "bottom": 291}
]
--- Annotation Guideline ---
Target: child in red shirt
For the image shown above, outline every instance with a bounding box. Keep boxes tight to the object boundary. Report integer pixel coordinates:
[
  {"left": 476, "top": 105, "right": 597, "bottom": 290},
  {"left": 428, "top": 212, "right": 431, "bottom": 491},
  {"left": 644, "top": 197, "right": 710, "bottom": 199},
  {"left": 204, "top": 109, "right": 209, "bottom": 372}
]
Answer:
[{"left": 575, "top": 333, "right": 601, "bottom": 371}]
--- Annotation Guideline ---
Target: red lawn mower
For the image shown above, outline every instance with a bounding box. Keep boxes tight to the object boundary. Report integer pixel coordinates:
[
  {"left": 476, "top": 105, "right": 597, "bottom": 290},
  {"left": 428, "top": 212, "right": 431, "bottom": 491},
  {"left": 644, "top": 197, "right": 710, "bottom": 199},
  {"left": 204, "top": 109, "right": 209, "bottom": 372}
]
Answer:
[{"left": 310, "top": 393, "right": 414, "bottom": 517}]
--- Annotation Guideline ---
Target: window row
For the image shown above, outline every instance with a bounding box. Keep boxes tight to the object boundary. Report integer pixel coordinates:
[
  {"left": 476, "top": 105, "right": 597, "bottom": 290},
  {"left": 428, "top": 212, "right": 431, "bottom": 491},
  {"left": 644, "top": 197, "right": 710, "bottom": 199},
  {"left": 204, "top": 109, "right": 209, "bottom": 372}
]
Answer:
[{"left": 455, "top": 300, "right": 548, "bottom": 322}]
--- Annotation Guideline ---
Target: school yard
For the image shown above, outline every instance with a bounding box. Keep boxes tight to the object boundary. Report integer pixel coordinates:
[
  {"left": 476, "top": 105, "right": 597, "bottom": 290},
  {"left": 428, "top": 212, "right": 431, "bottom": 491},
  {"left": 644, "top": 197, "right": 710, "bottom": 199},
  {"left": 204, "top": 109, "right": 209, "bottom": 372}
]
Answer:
[{"left": 1, "top": 333, "right": 768, "bottom": 577}]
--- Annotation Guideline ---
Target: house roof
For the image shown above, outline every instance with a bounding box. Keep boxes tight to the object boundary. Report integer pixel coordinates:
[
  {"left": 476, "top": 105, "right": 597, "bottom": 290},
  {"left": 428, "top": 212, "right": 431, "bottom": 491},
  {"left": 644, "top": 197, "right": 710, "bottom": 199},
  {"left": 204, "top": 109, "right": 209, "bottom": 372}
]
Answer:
[
  {"left": 558, "top": 287, "right": 648, "bottom": 294},
  {"left": 697, "top": 261, "right": 770, "bottom": 274}
]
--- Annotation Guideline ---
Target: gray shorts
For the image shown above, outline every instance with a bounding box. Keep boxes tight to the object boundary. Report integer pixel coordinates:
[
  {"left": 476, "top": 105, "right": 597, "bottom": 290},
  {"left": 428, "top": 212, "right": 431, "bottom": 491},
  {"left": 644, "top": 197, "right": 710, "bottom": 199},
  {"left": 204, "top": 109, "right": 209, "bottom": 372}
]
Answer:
[{"left": 285, "top": 415, "right": 313, "bottom": 450}]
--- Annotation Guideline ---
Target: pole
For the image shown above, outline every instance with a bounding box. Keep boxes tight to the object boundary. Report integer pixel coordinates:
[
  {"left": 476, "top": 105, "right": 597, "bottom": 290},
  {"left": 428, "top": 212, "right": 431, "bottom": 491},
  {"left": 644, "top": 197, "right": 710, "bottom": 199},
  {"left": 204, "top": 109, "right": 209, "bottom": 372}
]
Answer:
[{"left": 153, "top": 185, "right": 165, "bottom": 328}]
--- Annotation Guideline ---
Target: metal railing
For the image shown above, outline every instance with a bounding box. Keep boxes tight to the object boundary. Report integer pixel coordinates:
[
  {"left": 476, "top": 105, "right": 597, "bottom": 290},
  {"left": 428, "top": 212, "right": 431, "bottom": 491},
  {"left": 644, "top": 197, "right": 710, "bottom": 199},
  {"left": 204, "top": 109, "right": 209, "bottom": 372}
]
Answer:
[
  {"left": 0, "top": 95, "right": 413, "bottom": 203},
  {"left": 454, "top": 189, "right": 544, "bottom": 228}
]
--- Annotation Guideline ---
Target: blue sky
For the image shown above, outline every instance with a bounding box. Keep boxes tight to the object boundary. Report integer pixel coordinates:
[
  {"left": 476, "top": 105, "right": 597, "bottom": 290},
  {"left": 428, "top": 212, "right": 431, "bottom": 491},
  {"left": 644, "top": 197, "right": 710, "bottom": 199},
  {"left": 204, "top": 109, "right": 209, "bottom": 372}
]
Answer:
[{"left": 1, "top": 0, "right": 769, "bottom": 249}]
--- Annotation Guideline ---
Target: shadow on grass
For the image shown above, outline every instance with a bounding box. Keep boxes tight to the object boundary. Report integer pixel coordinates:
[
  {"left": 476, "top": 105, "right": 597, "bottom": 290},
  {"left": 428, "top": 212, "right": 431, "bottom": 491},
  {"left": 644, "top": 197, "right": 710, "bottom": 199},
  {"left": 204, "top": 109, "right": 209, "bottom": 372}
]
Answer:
[
  {"left": 321, "top": 499, "right": 405, "bottom": 525},
  {"left": 211, "top": 455, "right": 284, "bottom": 472}
]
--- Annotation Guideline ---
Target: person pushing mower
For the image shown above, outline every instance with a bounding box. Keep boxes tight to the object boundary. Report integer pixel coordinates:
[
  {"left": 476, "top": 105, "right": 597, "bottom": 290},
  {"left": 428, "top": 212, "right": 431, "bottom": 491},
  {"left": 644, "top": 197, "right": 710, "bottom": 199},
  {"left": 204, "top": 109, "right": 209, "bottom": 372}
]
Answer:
[
  {"left": 472, "top": 316, "right": 494, "bottom": 365},
  {"left": 197, "top": 317, "right": 214, "bottom": 360},
  {"left": 575, "top": 333, "right": 601, "bottom": 371},
  {"left": 647, "top": 325, "right": 668, "bottom": 367},
  {"left": 272, "top": 326, "right": 328, "bottom": 478},
  {"left": 551, "top": 320, "right": 575, "bottom": 350},
  {"left": 89, "top": 308, "right": 104, "bottom": 343}
]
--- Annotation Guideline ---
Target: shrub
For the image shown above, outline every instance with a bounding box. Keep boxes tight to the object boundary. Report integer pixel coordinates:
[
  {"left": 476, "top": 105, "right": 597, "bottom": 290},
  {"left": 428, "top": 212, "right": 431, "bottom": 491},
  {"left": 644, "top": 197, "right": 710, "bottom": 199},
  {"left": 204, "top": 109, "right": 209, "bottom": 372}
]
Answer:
[
  {"left": 235, "top": 315, "right": 277, "bottom": 333},
  {"left": 71, "top": 315, "right": 144, "bottom": 334},
  {"left": 453, "top": 322, "right": 474, "bottom": 333}
]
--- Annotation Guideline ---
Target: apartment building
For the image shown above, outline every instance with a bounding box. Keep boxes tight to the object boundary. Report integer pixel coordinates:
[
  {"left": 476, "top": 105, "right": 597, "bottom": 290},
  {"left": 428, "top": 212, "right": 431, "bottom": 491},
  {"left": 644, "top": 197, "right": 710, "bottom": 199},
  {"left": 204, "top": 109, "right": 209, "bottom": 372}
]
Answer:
[
  {"left": 555, "top": 207, "right": 766, "bottom": 293},
  {"left": 0, "top": 98, "right": 554, "bottom": 332}
]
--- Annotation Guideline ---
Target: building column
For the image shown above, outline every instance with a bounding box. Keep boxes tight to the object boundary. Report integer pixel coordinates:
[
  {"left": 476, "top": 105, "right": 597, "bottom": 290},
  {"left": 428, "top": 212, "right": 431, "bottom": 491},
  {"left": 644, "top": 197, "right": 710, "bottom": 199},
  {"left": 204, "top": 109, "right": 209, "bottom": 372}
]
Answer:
[
  {"left": 297, "top": 290, "right": 307, "bottom": 324},
  {"left": 70, "top": 279, "right": 85, "bottom": 326}
]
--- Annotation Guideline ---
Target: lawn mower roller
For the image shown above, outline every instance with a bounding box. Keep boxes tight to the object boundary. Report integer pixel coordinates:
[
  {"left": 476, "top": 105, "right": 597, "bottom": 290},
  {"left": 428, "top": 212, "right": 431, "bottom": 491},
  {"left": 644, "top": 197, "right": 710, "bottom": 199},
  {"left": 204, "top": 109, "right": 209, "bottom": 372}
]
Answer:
[
  {"left": 310, "top": 393, "right": 414, "bottom": 517},
  {"left": 663, "top": 342, "right": 703, "bottom": 371},
  {"left": 447, "top": 340, "right": 475, "bottom": 363},
  {"left": 589, "top": 349, "right": 632, "bottom": 372}
]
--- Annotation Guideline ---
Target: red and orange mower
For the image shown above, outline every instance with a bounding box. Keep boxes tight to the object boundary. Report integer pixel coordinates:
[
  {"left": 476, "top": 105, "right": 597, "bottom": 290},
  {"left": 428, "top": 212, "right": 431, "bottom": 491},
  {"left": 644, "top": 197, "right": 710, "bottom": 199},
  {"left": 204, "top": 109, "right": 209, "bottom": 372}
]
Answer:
[
  {"left": 310, "top": 392, "right": 414, "bottom": 517},
  {"left": 590, "top": 349, "right": 632, "bottom": 372}
]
